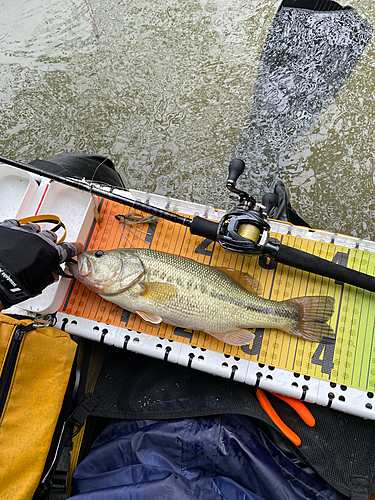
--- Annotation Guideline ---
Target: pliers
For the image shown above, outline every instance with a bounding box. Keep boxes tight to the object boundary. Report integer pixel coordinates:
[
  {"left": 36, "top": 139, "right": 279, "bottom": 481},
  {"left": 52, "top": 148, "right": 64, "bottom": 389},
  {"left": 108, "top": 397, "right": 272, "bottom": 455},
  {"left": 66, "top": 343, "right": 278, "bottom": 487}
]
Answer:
[{"left": 256, "top": 388, "right": 315, "bottom": 446}]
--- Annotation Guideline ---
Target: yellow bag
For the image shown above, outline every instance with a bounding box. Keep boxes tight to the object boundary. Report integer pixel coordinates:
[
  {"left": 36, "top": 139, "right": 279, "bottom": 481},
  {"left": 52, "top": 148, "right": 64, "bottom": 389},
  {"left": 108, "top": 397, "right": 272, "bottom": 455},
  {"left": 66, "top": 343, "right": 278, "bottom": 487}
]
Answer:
[{"left": 0, "top": 313, "right": 77, "bottom": 500}]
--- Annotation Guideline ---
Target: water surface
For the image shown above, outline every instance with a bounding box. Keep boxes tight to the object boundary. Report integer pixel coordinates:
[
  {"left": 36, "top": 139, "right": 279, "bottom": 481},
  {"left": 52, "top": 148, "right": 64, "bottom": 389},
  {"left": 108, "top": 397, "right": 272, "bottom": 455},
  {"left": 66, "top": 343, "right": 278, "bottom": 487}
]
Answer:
[{"left": 0, "top": 0, "right": 374, "bottom": 238}]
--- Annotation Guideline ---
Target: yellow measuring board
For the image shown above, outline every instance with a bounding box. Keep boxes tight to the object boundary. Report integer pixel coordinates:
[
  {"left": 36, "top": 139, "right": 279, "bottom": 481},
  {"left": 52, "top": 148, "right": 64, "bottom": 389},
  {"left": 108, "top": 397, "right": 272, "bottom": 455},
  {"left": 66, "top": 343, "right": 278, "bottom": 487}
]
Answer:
[{"left": 60, "top": 197, "right": 375, "bottom": 394}]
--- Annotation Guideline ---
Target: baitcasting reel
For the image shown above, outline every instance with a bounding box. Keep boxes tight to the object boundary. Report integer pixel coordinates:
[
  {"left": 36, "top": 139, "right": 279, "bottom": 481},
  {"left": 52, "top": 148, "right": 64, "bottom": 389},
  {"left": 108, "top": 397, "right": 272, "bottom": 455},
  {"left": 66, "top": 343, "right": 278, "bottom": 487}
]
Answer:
[{"left": 217, "top": 159, "right": 277, "bottom": 256}]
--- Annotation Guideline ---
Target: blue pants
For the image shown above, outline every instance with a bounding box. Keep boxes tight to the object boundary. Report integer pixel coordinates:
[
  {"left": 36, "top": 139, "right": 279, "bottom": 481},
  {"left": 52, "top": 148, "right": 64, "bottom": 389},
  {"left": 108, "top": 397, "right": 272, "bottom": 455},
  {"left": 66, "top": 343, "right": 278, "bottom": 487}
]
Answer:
[{"left": 71, "top": 414, "right": 345, "bottom": 500}]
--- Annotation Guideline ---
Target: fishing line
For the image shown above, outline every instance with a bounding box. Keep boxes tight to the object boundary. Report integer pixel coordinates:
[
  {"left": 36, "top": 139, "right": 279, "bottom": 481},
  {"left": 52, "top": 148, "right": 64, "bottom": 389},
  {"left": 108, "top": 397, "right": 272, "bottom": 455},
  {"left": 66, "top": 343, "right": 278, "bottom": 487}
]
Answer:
[
  {"left": 89, "top": 156, "right": 112, "bottom": 183},
  {"left": 87, "top": 155, "right": 113, "bottom": 223},
  {"left": 84, "top": 0, "right": 100, "bottom": 39}
]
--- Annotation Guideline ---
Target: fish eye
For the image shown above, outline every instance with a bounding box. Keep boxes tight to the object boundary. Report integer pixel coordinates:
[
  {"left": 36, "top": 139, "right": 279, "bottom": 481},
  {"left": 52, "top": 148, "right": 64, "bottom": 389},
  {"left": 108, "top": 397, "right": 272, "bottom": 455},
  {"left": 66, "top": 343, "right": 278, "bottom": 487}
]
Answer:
[{"left": 95, "top": 250, "right": 104, "bottom": 258}]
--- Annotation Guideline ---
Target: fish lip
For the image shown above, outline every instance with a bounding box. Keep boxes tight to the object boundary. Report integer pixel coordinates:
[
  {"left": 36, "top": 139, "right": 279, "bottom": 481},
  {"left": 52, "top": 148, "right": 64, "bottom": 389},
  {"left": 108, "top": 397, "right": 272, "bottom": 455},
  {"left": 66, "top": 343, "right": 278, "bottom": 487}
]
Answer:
[
  {"left": 68, "top": 252, "right": 125, "bottom": 289},
  {"left": 66, "top": 254, "right": 96, "bottom": 276},
  {"left": 66, "top": 260, "right": 77, "bottom": 274},
  {"left": 77, "top": 254, "right": 93, "bottom": 277}
]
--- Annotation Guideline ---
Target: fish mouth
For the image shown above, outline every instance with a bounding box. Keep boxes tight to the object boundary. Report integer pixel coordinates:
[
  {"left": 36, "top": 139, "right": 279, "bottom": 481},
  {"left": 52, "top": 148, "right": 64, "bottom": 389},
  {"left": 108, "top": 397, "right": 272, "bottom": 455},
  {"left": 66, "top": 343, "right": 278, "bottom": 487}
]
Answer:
[{"left": 66, "top": 255, "right": 92, "bottom": 277}]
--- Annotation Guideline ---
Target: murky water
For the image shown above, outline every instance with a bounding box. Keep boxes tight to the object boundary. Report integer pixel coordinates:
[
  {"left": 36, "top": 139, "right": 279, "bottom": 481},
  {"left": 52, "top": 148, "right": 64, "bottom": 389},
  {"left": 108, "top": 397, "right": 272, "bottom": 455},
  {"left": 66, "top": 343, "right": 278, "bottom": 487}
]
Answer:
[{"left": 0, "top": 0, "right": 374, "bottom": 238}]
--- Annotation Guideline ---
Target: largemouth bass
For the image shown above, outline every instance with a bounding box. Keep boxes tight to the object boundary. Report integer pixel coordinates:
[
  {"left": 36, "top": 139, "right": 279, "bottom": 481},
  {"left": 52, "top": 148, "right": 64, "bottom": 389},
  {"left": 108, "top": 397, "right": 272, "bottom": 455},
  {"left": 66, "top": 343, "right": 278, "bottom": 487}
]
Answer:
[{"left": 67, "top": 248, "right": 335, "bottom": 346}]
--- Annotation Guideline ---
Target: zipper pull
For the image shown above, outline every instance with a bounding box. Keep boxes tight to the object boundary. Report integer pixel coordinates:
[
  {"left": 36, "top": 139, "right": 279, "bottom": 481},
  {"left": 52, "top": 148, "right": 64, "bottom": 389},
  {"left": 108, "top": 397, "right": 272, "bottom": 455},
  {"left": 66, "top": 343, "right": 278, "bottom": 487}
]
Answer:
[
  {"left": 0, "top": 323, "right": 37, "bottom": 419},
  {"left": 17, "top": 322, "right": 42, "bottom": 335},
  {"left": 13, "top": 325, "right": 27, "bottom": 340},
  {"left": 10, "top": 323, "right": 39, "bottom": 342}
]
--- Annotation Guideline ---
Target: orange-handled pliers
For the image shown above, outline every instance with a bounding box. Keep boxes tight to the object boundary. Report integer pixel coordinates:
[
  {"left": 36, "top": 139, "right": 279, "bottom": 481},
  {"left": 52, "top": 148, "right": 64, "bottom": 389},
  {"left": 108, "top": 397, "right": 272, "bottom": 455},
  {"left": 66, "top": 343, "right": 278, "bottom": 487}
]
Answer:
[{"left": 256, "top": 389, "right": 315, "bottom": 446}]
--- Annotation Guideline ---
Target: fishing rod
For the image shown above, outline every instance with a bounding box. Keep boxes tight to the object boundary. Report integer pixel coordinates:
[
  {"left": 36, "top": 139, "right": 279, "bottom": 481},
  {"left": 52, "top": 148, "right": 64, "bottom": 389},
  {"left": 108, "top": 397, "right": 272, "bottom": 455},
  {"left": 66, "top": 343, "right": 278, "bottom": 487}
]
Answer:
[
  {"left": 1, "top": 154, "right": 375, "bottom": 294},
  {"left": 0, "top": 155, "right": 193, "bottom": 228}
]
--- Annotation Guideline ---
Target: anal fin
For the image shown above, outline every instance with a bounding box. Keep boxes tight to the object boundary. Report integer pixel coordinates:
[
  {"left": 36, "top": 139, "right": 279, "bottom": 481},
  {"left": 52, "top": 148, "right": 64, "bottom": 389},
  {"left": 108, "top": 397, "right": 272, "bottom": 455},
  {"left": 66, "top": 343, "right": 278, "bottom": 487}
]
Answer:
[{"left": 204, "top": 328, "right": 255, "bottom": 346}]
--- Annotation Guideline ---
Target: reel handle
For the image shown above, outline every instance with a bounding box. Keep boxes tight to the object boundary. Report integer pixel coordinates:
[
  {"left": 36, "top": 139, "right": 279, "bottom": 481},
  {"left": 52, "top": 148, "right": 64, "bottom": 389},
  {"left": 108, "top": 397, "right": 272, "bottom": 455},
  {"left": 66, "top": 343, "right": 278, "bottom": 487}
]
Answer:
[{"left": 227, "top": 159, "right": 246, "bottom": 186}]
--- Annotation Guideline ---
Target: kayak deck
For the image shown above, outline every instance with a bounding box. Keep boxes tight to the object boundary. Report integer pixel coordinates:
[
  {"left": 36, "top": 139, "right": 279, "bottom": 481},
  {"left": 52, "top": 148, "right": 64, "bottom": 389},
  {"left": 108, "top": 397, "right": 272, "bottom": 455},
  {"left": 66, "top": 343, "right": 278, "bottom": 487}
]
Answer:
[{"left": 56, "top": 189, "right": 375, "bottom": 420}]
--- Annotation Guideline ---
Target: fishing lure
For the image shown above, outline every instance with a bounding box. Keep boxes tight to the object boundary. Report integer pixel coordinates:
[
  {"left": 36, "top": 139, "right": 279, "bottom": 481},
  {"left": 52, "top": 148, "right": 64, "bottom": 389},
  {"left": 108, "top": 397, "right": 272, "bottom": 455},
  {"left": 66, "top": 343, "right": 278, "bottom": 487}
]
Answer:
[{"left": 115, "top": 211, "right": 159, "bottom": 246}]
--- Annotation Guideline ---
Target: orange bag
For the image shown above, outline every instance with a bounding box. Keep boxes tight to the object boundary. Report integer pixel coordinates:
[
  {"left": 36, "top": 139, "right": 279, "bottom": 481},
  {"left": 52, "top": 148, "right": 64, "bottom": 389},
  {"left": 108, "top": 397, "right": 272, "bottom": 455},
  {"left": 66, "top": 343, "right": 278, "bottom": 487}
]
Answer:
[{"left": 0, "top": 313, "right": 77, "bottom": 500}]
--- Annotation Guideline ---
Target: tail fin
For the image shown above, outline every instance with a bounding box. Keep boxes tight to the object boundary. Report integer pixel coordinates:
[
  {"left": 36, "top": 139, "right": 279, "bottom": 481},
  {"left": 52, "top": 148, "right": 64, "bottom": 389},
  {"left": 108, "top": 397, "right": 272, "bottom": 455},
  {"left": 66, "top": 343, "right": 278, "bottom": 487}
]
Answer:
[{"left": 284, "top": 296, "right": 335, "bottom": 344}]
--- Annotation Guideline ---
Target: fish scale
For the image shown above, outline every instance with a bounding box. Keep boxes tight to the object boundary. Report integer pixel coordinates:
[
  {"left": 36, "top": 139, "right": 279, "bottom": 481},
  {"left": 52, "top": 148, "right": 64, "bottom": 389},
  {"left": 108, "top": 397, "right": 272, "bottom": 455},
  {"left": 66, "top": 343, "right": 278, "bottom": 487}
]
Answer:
[{"left": 133, "top": 249, "right": 296, "bottom": 328}]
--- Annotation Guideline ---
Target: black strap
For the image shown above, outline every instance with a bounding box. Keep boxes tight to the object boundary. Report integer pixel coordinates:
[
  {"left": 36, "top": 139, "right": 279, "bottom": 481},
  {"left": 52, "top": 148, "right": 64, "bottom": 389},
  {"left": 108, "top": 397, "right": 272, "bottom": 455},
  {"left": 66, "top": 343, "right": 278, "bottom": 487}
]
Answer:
[
  {"left": 351, "top": 475, "right": 370, "bottom": 500},
  {"left": 68, "top": 393, "right": 99, "bottom": 435},
  {"left": 34, "top": 394, "right": 99, "bottom": 500},
  {"left": 49, "top": 423, "right": 75, "bottom": 500}
]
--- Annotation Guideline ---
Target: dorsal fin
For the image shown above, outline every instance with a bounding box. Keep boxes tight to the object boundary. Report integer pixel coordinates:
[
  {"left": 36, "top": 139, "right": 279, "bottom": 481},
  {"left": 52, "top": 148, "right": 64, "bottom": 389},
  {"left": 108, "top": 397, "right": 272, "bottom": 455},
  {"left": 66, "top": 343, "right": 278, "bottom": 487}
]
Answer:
[{"left": 213, "top": 267, "right": 263, "bottom": 296}]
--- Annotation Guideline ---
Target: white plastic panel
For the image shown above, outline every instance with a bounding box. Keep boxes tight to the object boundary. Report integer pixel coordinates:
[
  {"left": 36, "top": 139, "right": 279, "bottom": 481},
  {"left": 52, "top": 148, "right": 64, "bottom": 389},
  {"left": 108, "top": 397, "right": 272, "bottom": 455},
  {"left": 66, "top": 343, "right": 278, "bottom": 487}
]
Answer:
[
  {"left": 0, "top": 165, "right": 38, "bottom": 220},
  {"left": 55, "top": 312, "right": 375, "bottom": 419},
  {"left": 316, "top": 379, "right": 375, "bottom": 419},
  {"left": 17, "top": 181, "right": 96, "bottom": 315}
]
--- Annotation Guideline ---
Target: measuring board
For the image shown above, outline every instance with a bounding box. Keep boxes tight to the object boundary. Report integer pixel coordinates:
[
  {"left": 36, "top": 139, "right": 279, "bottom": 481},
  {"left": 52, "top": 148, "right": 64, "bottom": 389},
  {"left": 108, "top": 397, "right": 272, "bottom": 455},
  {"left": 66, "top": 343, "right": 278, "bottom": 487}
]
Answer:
[{"left": 56, "top": 190, "right": 375, "bottom": 420}]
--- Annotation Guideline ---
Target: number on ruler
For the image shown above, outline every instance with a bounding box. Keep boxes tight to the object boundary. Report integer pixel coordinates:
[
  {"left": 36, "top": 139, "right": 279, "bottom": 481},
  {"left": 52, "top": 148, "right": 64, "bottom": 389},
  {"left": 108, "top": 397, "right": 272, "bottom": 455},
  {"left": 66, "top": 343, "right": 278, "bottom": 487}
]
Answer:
[
  {"left": 195, "top": 239, "right": 215, "bottom": 257},
  {"left": 145, "top": 222, "right": 158, "bottom": 244},
  {"left": 120, "top": 309, "right": 131, "bottom": 324},
  {"left": 241, "top": 328, "right": 264, "bottom": 356},
  {"left": 331, "top": 251, "right": 349, "bottom": 286},
  {"left": 331, "top": 251, "right": 349, "bottom": 266},
  {"left": 173, "top": 327, "right": 194, "bottom": 342},
  {"left": 311, "top": 339, "right": 335, "bottom": 377}
]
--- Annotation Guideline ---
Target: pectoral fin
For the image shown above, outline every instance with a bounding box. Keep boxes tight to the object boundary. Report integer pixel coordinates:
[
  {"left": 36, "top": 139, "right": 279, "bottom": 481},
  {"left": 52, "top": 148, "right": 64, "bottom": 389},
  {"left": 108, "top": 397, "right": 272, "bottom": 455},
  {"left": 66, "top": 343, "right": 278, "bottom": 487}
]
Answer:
[
  {"left": 204, "top": 329, "right": 255, "bottom": 346},
  {"left": 140, "top": 282, "right": 178, "bottom": 302},
  {"left": 136, "top": 310, "right": 163, "bottom": 325}
]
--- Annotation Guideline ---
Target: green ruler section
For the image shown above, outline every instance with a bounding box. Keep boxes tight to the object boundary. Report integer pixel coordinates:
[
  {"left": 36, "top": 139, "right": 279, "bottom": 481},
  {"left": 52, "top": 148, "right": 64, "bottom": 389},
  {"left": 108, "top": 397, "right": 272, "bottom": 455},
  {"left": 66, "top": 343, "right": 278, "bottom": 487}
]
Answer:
[{"left": 250, "top": 234, "right": 375, "bottom": 393}]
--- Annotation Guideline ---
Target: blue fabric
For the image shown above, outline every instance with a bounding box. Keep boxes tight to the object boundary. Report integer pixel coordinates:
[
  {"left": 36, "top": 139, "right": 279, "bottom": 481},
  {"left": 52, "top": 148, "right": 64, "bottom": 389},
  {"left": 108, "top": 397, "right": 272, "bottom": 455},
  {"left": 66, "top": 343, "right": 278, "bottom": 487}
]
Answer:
[{"left": 71, "top": 414, "right": 345, "bottom": 500}]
